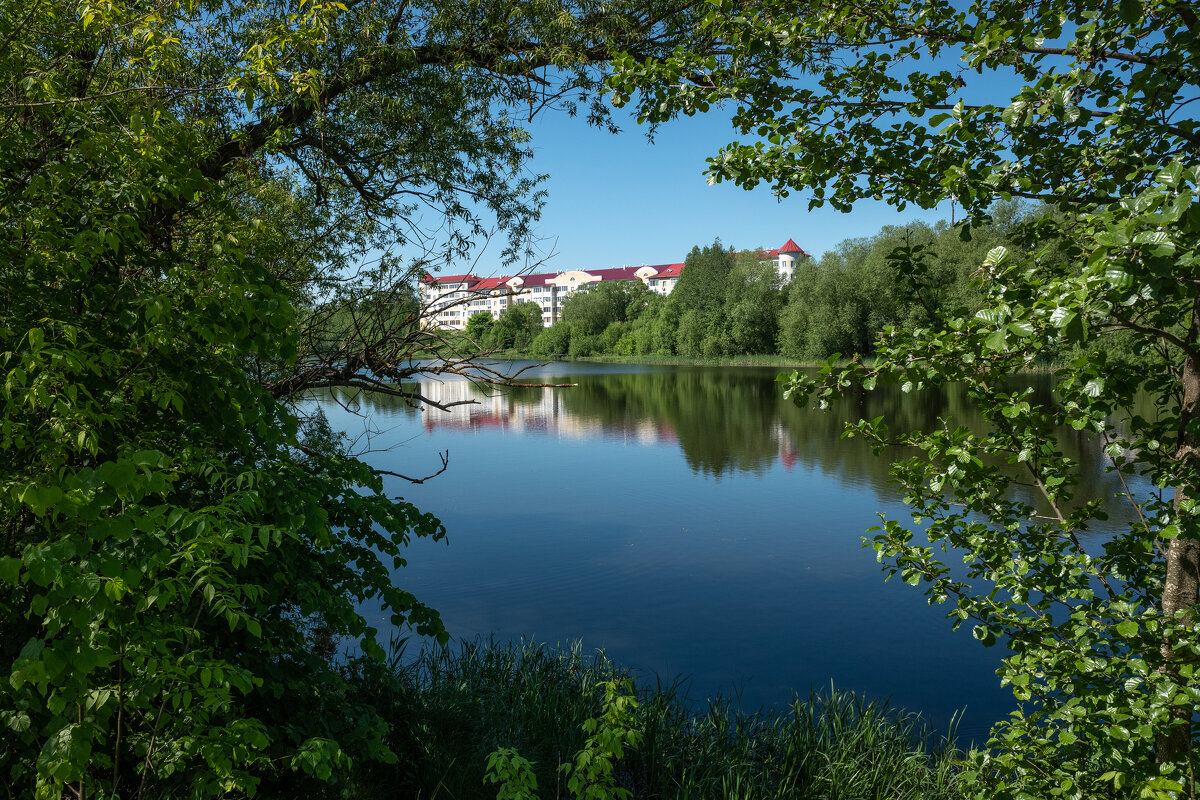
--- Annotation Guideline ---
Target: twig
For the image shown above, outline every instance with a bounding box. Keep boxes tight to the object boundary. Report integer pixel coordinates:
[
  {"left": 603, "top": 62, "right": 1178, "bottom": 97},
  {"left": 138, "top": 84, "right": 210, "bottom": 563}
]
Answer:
[{"left": 370, "top": 451, "right": 450, "bottom": 485}]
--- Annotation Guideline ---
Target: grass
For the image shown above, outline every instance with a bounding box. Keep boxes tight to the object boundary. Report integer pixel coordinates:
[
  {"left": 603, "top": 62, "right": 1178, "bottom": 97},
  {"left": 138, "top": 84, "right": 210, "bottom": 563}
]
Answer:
[{"left": 341, "top": 638, "right": 968, "bottom": 800}]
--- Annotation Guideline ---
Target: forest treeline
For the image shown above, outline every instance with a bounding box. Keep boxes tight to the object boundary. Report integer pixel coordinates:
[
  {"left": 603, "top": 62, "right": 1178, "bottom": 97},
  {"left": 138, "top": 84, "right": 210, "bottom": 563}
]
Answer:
[{"left": 463, "top": 203, "right": 1140, "bottom": 365}]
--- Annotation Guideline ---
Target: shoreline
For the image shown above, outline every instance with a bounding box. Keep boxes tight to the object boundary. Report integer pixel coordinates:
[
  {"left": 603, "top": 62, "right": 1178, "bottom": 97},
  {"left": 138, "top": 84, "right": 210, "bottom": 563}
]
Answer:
[{"left": 479, "top": 351, "right": 835, "bottom": 368}]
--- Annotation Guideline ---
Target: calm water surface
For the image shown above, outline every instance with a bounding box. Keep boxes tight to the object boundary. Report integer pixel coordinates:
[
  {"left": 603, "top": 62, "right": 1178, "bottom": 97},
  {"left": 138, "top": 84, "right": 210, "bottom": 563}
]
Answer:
[{"left": 315, "top": 362, "right": 1136, "bottom": 742}]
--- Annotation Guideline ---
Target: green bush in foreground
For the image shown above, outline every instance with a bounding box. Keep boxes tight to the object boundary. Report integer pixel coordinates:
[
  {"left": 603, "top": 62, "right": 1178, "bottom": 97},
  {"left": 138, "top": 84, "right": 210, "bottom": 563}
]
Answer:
[{"left": 338, "top": 639, "right": 966, "bottom": 800}]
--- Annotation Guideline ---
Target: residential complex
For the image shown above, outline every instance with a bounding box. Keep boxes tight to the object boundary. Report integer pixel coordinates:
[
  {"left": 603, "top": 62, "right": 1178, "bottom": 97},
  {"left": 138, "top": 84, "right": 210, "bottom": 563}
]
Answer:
[{"left": 419, "top": 238, "right": 808, "bottom": 330}]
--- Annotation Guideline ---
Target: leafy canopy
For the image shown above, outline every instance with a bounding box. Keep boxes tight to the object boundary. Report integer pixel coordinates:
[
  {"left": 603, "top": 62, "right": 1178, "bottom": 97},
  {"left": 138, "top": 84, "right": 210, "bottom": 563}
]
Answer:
[
  {"left": 614, "top": 0, "right": 1200, "bottom": 796},
  {"left": 0, "top": 0, "right": 700, "bottom": 796}
]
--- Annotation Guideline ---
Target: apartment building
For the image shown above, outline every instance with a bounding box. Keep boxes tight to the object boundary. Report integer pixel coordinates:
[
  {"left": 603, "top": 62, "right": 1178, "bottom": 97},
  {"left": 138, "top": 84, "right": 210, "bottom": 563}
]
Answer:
[
  {"left": 419, "top": 263, "right": 686, "bottom": 330},
  {"left": 419, "top": 238, "right": 807, "bottom": 330}
]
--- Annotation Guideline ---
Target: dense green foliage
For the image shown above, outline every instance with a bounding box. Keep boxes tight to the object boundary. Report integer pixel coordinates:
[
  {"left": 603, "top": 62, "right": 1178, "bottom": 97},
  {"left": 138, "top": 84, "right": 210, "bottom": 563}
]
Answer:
[
  {"left": 1, "top": 5, "right": 447, "bottom": 796},
  {"left": 670, "top": 240, "right": 735, "bottom": 312},
  {"left": 614, "top": 0, "right": 1200, "bottom": 796},
  {"left": 781, "top": 219, "right": 1003, "bottom": 361},
  {"left": 462, "top": 301, "right": 546, "bottom": 353},
  {"left": 338, "top": 639, "right": 966, "bottom": 800},
  {"left": 0, "top": 0, "right": 700, "bottom": 796},
  {"left": 522, "top": 212, "right": 1036, "bottom": 362}
]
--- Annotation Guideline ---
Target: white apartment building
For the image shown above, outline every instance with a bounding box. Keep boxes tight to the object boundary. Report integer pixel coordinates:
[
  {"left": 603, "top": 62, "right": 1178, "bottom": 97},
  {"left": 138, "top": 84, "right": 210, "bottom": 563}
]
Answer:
[
  {"left": 419, "top": 264, "right": 685, "bottom": 330},
  {"left": 419, "top": 238, "right": 807, "bottom": 330}
]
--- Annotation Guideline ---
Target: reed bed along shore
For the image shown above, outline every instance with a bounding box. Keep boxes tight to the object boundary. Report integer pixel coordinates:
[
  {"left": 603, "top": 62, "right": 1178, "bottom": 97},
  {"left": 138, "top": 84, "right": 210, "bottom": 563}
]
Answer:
[
  {"left": 340, "top": 638, "right": 967, "bottom": 800},
  {"left": 491, "top": 352, "right": 817, "bottom": 368}
]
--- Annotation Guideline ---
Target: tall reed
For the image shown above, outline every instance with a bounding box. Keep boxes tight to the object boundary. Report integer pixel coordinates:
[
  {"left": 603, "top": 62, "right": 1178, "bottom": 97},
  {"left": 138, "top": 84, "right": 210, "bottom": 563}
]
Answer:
[{"left": 341, "top": 638, "right": 967, "bottom": 800}]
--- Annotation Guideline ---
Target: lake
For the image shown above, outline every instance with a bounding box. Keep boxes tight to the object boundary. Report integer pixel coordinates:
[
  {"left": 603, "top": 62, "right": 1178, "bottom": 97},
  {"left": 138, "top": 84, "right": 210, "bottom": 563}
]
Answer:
[{"left": 314, "top": 362, "right": 1136, "bottom": 742}]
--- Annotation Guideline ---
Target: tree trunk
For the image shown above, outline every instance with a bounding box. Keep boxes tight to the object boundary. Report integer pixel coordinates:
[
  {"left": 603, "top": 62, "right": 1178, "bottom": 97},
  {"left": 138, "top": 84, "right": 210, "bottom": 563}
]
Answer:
[{"left": 1159, "top": 296, "right": 1200, "bottom": 766}]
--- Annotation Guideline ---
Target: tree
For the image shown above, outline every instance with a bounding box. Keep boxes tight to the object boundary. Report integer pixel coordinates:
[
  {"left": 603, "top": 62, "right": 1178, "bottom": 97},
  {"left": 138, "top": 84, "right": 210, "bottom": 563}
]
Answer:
[
  {"left": 617, "top": 291, "right": 666, "bottom": 355},
  {"left": 561, "top": 280, "right": 645, "bottom": 336},
  {"left": 780, "top": 235, "right": 888, "bottom": 360},
  {"left": 674, "top": 307, "right": 711, "bottom": 357},
  {"left": 665, "top": 241, "right": 735, "bottom": 357},
  {"left": 614, "top": 0, "right": 1200, "bottom": 795},
  {"left": 725, "top": 252, "right": 782, "bottom": 354},
  {"left": 530, "top": 321, "right": 574, "bottom": 357},
  {"left": 492, "top": 301, "right": 545, "bottom": 351},
  {"left": 649, "top": 299, "right": 683, "bottom": 355},
  {"left": 670, "top": 239, "right": 733, "bottom": 312},
  {"left": 778, "top": 217, "right": 1009, "bottom": 361},
  {"left": 466, "top": 311, "right": 497, "bottom": 345},
  {"left": 0, "top": 0, "right": 700, "bottom": 795}
]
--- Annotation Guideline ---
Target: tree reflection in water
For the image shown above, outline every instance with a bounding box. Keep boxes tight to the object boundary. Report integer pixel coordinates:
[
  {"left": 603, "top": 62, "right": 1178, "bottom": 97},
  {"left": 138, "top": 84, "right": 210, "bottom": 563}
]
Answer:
[{"left": 311, "top": 362, "right": 1152, "bottom": 741}]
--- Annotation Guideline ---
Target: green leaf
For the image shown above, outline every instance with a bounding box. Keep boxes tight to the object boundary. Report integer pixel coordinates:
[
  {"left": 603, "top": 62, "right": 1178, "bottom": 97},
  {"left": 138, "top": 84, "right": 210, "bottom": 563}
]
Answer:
[
  {"left": 96, "top": 459, "right": 136, "bottom": 490},
  {"left": 1157, "top": 161, "right": 1182, "bottom": 185},
  {"left": 1116, "top": 619, "right": 1138, "bottom": 637},
  {"left": 1104, "top": 267, "right": 1133, "bottom": 288},
  {"left": 1094, "top": 230, "right": 1129, "bottom": 248},
  {"left": 983, "top": 246, "right": 1009, "bottom": 267},
  {"left": 1009, "top": 320, "right": 1034, "bottom": 337},
  {"left": 130, "top": 449, "right": 165, "bottom": 467},
  {"left": 20, "top": 484, "right": 63, "bottom": 516},
  {"left": 24, "top": 541, "right": 74, "bottom": 587},
  {"left": 37, "top": 724, "right": 92, "bottom": 782},
  {"left": 972, "top": 625, "right": 997, "bottom": 646},
  {"left": 103, "top": 578, "right": 127, "bottom": 602},
  {"left": 1133, "top": 231, "right": 1170, "bottom": 246}
]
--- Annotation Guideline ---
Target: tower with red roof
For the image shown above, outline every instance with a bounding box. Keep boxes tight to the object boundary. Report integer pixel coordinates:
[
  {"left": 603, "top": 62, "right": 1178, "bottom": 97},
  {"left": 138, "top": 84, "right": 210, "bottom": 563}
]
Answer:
[{"left": 763, "top": 238, "right": 811, "bottom": 284}]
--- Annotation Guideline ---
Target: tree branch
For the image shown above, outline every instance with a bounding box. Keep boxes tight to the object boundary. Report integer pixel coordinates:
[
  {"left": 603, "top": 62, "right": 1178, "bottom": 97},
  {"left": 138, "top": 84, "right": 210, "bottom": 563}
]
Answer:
[{"left": 371, "top": 450, "right": 450, "bottom": 484}]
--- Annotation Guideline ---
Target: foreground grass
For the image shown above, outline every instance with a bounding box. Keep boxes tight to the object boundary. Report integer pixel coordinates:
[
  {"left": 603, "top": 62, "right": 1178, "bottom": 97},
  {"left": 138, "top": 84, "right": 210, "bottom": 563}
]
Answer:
[{"left": 341, "top": 638, "right": 966, "bottom": 800}]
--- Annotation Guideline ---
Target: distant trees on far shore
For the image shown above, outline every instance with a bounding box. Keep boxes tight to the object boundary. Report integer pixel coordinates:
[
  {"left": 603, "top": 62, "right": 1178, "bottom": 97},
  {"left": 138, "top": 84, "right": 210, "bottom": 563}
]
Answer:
[{"left": 498, "top": 203, "right": 1080, "bottom": 363}]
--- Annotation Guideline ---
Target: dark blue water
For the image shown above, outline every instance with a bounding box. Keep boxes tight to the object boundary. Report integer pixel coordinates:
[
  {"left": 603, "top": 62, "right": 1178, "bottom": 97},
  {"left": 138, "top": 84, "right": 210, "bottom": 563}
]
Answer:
[{"left": 314, "top": 362, "right": 1136, "bottom": 743}]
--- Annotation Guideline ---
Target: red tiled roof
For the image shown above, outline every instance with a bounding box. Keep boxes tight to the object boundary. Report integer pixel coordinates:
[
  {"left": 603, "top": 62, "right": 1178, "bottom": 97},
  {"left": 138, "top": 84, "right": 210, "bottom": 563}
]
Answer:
[
  {"left": 424, "top": 236, "right": 797, "bottom": 289},
  {"left": 652, "top": 263, "right": 685, "bottom": 278},
  {"left": 762, "top": 238, "right": 811, "bottom": 259},
  {"left": 422, "top": 273, "right": 478, "bottom": 286},
  {"left": 590, "top": 266, "right": 643, "bottom": 281}
]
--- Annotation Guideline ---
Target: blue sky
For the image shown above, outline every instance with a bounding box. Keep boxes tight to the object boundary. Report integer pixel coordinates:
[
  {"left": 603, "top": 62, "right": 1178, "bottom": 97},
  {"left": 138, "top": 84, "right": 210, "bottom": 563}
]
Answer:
[
  {"left": 484, "top": 23, "right": 1054, "bottom": 276},
  {"left": 453, "top": 15, "right": 1065, "bottom": 278},
  {"left": 487, "top": 102, "right": 955, "bottom": 274}
]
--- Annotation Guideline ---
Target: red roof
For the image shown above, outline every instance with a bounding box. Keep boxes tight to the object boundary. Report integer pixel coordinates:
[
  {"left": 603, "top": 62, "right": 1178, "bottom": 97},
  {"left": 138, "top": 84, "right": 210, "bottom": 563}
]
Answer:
[
  {"left": 652, "top": 263, "right": 685, "bottom": 278},
  {"left": 422, "top": 236, "right": 797, "bottom": 290},
  {"left": 591, "top": 266, "right": 644, "bottom": 281},
  {"left": 515, "top": 272, "right": 556, "bottom": 287},
  {"left": 422, "top": 272, "right": 478, "bottom": 286},
  {"left": 763, "top": 238, "right": 811, "bottom": 258}
]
